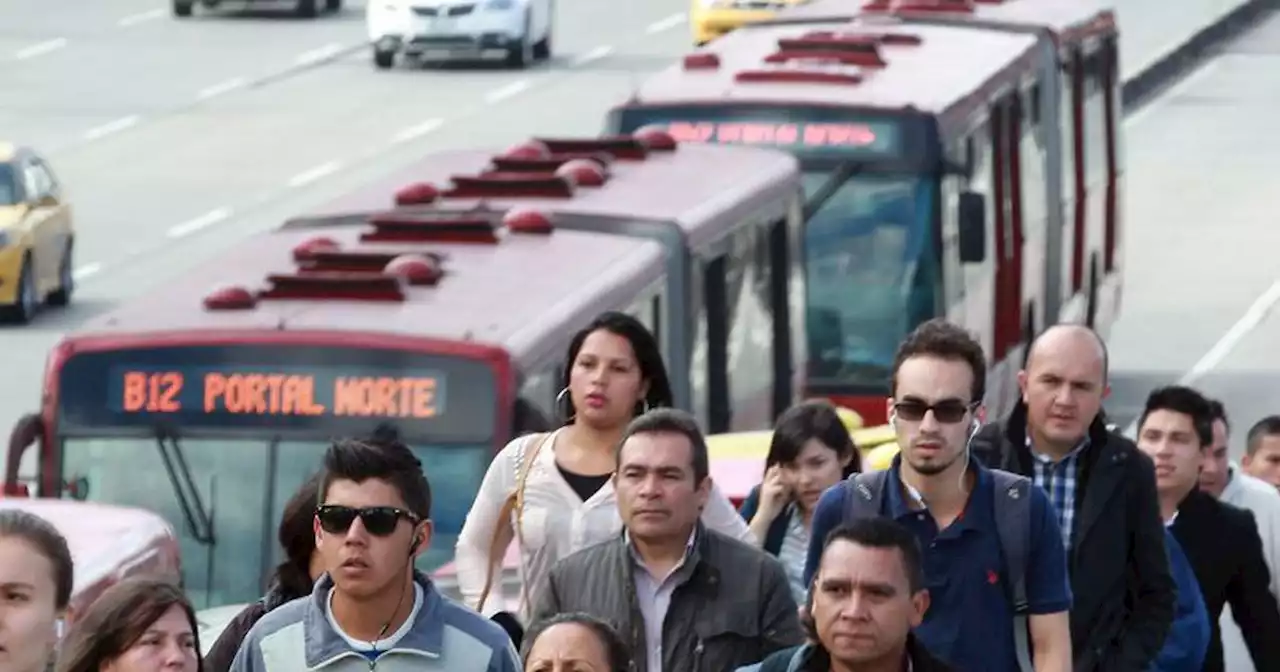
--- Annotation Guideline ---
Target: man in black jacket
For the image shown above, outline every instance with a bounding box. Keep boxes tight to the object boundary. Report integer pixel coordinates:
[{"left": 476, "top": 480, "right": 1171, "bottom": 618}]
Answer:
[
  {"left": 1135, "top": 385, "right": 1280, "bottom": 672},
  {"left": 970, "top": 325, "right": 1174, "bottom": 671}
]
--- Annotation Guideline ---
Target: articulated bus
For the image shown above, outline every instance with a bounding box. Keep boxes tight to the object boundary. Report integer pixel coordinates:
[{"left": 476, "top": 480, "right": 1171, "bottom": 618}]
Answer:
[
  {"left": 314, "top": 131, "right": 806, "bottom": 435},
  {"left": 2, "top": 131, "right": 802, "bottom": 609},
  {"left": 607, "top": 0, "right": 1122, "bottom": 423}
]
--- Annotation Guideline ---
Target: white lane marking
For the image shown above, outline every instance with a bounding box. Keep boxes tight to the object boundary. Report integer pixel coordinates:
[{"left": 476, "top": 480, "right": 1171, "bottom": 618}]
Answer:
[
  {"left": 645, "top": 13, "right": 686, "bottom": 34},
  {"left": 573, "top": 45, "right": 613, "bottom": 66},
  {"left": 117, "top": 8, "right": 165, "bottom": 27},
  {"left": 390, "top": 118, "right": 444, "bottom": 144},
  {"left": 167, "top": 207, "right": 233, "bottom": 239},
  {"left": 197, "top": 76, "right": 247, "bottom": 100},
  {"left": 484, "top": 79, "right": 530, "bottom": 104},
  {"left": 1122, "top": 279, "right": 1280, "bottom": 437},
  {"left": 73, "top": 263, "right": 103, "bottom": 281},
  {"left": 14, "top": 38, "right": 68, "bottom": 60},
  {"left": 83, "top": 115, "right": 141, "bottom": 141},
  {"left": 287, "top": 160, "right": 342, "bottom": 188},
  {"left": 1125, "top": 60, "right": 1221, "bottom": 128},
  {"left": 294, "top": 43, "right": 345, "bottom": 67}
]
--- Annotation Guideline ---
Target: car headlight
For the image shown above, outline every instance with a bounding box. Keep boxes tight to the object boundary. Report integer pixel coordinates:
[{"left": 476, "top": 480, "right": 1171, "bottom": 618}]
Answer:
[{"left": 485, "top": 0, "right": 515, "bottom": 9}]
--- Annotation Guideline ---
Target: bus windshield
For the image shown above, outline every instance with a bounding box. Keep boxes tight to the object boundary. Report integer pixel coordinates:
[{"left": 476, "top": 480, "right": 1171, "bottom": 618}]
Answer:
[
  {"left": 801, "top": 170, "right": 937, "bottom": 389},
  {"left": 60, "top": 437, "right": 490, "bottom": 609}
]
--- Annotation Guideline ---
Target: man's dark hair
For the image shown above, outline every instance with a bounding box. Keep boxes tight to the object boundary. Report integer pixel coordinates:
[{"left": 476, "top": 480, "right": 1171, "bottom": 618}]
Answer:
[
  {"left": 0, "top": 509, "right": 74, "bottom": 610},
  {"left": 823, "top": 518, "right": 925, "bottom": 592},
  {"left": 521, "top": 612, "right": 632, "bottom": 672},
  {"left": 1138, "top": 386, "right": 1214, "bottom": 448},
  {"left": 615, "top": 408, "right": 709, "bottom": 483},
  {"left": 1208, "top": 399, "right": 1229, "bottom": 434},
  {"left": 319, "top": 439, "right": 431, "bottom": 519},
  {"left": 891, "top": 318, "right": 987, "bottom": 403},
  {"left": 1246, "top": 415, "right": 1280, "bottom": 456}
]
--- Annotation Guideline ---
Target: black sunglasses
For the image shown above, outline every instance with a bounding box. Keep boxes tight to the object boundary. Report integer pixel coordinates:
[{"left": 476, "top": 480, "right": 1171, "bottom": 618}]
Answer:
[
  {"left": 315, "top": 505, "right": 420, "bottom": 537},
  {"left": 893, "top": 399, "right": 977, "bottom": 424}
]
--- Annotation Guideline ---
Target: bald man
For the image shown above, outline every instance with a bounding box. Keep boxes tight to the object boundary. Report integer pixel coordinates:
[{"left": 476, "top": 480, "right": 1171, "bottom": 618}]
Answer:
[{"left": 970, "top": 325, "right": 1175, "bottom": 672}]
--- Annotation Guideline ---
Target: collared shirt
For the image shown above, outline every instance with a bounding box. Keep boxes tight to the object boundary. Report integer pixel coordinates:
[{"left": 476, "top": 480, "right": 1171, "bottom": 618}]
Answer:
[
  {"left": 627, "top": 527, "right": 699, "bottom": 672},
  {"left": 1027, "top": 431, "right": 1088, "bottom": 550}
]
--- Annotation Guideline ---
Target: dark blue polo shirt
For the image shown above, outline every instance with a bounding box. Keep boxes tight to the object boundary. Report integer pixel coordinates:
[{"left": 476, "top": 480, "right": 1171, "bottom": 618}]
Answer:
[{"left": 804, "top": 458, "right": 1072, "bottom": 672}]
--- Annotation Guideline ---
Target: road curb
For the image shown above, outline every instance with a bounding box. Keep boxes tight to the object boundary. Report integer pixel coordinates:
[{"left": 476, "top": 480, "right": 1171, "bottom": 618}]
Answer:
[{"left": 1121, "top": 0, "right": 1280, "bottom": 111}]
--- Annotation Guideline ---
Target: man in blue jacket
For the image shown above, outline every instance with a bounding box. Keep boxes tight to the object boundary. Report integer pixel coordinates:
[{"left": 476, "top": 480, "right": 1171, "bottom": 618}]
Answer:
[
  {"left": 1150, "top": 526, "right": 1209, "bottom": 672},
  {"left": 230, "top": 438, "right": 519, "bottom": 672}
]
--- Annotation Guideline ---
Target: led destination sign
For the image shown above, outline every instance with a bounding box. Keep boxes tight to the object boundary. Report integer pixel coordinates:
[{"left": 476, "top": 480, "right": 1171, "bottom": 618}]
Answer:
[
  {"left": 662, "top": 120, "right": 895, "bottom": 153},
  {"left": 57, "top": 345, "right": 497, "bottom": 442}
]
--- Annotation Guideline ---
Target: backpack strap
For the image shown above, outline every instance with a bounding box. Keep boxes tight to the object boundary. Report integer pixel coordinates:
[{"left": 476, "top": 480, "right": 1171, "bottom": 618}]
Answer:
[
  {"left": 988, "top": 468, "right": 1034, "bottom": 672},
  {"left": 842, "top": 470, "right": 891, "bottom": 522}
]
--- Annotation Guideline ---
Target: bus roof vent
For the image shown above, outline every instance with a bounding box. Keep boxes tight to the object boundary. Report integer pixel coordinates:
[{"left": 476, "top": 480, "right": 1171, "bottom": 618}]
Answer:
[
  {"left": 485, "top": 156, "right": 610, "bottom": 187},
  {"left": 292, "top": 236, "right": 343, "bottom": 262},
  {"left": 395, "top": 182, "right": 440, "bottom": 206},
  {"left": 204, "top": 285, "right": 258, "bottom": 311},
  {"left": 532, "top": 134, "right": 676, "bottom": 160},
  {"left": 683, "top": 52, "right": 721, "bottom": 70},
  {"left": 384, "top": 254, "right": 445, "bottom": 286},
  {"left": 298, "top": 249, "right": 447, "bottom": 274},
  {"left": 735, "top": 69, "right": 863, "bottom": 85},
  {"left": 361, "top": 213, "right": 501, "bottom": 244},
  {"left": 861, "top": 0, "right": 975, "bottom": 13},
  {"left": 259, "top": 273, "right": 408, "bottom": 302},
  {"left": 445, "top": 173, "right": 577, "bottom": 198},
  {"left": 489, "top": 150, "right": 615, "bottom": 173},
  {"left": 780, "top": 30, "right": 922, "bottom": 54},
  {"left": 765, "top": 49, "right": 883, "bottom": 68},
  {"left": 504, "top": 208, "right": 554, "bottom": 234}
]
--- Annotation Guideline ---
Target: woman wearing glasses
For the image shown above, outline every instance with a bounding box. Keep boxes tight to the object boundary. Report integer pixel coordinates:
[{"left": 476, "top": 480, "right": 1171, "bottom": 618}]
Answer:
[{"left": 455, "top": 312, "right": 754, "bottom": 643}]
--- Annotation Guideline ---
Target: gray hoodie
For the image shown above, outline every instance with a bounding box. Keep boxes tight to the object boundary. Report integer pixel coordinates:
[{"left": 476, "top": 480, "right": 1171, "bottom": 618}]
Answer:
[{"left": 229, "top": 571, "right": 519, "bottom": 672}]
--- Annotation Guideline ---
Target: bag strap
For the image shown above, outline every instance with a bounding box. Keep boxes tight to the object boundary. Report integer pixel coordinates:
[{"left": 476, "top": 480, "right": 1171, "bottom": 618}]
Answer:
[
  {"left": 842, "top": 470, "right": 890, "bottom": 521},
  {"left": 475, "top": 431, "right": 554, "bottom": 613},
  {"left": 988, "top": 469, "right": 1033, "bottom": 671}
]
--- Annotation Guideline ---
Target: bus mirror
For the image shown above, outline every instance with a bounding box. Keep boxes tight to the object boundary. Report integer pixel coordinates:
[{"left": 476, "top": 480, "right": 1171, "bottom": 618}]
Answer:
[
  {"left": 5, "top": 414, "right": 44, "bottom": 496},
  {"left": 958, "top": 192, "right": 986, "bottom": 263}
]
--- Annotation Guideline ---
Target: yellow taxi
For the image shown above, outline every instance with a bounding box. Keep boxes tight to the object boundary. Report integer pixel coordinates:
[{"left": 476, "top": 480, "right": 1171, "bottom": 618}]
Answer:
[
  {"left": 691, "top": 0, "right": 812, "bottom": 46},
  {"left": 0, "top": 143, "right": 75, "bottom": 324},
  {"left": 707, "top": 406, "right": 901, "bottom": 506}
]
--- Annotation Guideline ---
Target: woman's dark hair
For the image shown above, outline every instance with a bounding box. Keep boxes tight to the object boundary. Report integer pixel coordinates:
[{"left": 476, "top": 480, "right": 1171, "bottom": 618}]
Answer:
[
  {"left": 560, "top": 311, "right": 673, "bottom": 422},
  {"left": 765, "top": 400, "right": 861, "bottom": 478},
  {"left": 274, "top": 472, "right": 322, "bottom": 598},
  {"left": 522, "top": 612, "right": 632, "bottom": 671},
  {"left": 55, "top": 578, "right": 201, "bottom": 672},
  {"left": 0, "top": 508, "right": 74, "bottom": 610}
]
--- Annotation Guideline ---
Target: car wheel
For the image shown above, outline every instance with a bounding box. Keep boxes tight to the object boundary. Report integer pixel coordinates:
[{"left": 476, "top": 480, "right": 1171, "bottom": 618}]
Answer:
[
  {"left": 47, "top": 240, "right": 73, "bottom": 307},
  {"left": 173, "top": 0, "right": 194, "bottom": 17},
  {"left": 296, "top": 0, "right": 318, "bottom": 17},
  {"left": 374, "top": 49, "right": 396, "bottom": 69},
  {"left": 1, "top": 256, "right": 38, "bottom": 324},
  {"left": 505, "top": 11, "right": 533, "bottom": 68},
  {"left": 533, "top": 19, "right": 551, "bottom": 60}
]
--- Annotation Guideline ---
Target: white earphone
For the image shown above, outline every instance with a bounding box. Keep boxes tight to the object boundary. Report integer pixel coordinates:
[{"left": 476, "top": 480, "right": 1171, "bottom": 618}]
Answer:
[{"left": 54, "top": 618, "right": 65, "bottom": 639}]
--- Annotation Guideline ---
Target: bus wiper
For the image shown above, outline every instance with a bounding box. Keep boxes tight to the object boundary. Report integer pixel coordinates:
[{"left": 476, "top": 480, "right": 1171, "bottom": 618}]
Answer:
[
  {"left": 802, "top": 162, "right": 863, "bottom": 221},
  {"left": 154, "top": 428, "right": 216, "bottom": 545}
]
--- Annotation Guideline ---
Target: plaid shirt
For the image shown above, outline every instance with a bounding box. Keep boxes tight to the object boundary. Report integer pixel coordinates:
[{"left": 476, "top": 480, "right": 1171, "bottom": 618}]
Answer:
[{"left": 1027, "top": 432, "right": 1088, "bottom": 551}]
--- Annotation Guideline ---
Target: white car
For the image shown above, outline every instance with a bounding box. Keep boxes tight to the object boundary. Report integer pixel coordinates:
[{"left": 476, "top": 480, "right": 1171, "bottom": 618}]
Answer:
[{"left": 366, "top": 0, "right": 553, "bottom": 69}]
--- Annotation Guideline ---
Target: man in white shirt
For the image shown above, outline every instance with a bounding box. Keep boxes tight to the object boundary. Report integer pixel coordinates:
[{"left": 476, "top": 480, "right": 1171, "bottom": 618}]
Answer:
[{"left": 1199, "top": 401, "right": 1280, "bottom": 672}]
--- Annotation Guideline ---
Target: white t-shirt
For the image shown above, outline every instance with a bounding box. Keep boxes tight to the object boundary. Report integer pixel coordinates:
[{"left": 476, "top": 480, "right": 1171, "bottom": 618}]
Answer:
[{"left": 325, "top": 582, "right": 424, "bottom": 654}]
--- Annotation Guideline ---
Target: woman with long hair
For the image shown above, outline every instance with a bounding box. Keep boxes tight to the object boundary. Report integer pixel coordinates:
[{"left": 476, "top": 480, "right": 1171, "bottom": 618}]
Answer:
[
  {"left": 738, "top": 399, "right": 860, "bottom": 603},
  {"left": 55, "top": 578, "right": 199, "bottom": 672},
  {"left": 0, "top": 508, "right": 74, "bottom": 672},
  {"left": 203, "top": 474, "right": 323, "bottom": 672},
  {"left": 456, "top": 311, "right": 753, "bottom": 640}
]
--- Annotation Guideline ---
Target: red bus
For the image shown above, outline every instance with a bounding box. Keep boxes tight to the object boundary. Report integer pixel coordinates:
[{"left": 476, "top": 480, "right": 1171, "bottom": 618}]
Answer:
[
  {"left": 311, "top": 133, "right": 806, "bottom": 435},
  {"left": 606, "top": 0, "right": 1122, "bottom": 423},
  {"left": 1, "top": 131, "right": 803, "bottom": 609}
]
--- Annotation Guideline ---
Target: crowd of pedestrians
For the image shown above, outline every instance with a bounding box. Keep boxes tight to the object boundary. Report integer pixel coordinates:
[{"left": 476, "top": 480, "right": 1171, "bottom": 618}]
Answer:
[{"left": 7, "top": 312, "right": 1280, "bottom": 672}]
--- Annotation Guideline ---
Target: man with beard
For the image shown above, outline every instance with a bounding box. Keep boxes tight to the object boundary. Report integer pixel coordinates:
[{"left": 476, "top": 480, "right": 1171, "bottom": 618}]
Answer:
[
  {"left": 969, "top": 324, "right": 1175, "bottom": 671},
  {"left": 803, "top": 319, "right": 1072, "bottom": 671}
]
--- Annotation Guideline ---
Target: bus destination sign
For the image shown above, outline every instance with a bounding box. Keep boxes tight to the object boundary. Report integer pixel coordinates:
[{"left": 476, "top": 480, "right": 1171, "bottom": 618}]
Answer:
[
  {"left": 663, "top": 120, "right": 892, "bottom": 152},
  {"left": 56, "top": 345, "right": 497, "bottom": 442}
]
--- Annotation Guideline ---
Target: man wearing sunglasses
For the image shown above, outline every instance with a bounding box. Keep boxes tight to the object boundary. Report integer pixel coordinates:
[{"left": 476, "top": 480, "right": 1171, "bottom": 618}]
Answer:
[
  {"left": 803, "top": 319, "right": 1073, "bottom": 672},
  {"left": 230, "top": 439, "right": 520, "bottom": 672},
  {"left": 969, "top": 324, "right": 1175, "bottom": 671}
]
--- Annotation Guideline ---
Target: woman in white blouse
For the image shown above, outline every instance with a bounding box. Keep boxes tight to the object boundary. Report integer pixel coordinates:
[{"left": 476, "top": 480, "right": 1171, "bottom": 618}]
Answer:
[{"left": 454, "top": 311, "right": 754, "bottom": 630}]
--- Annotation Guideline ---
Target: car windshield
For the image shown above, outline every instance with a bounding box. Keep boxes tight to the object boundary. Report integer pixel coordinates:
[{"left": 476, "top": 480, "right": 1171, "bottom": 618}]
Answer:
[
  {"left": 801, "top": 170, "right": 939, "bottom": 389},
  {"left": 0, "top": 163, "right": 16, "bottom": 206},
  {"left": 60, "top": 437, "right": 492, "bottom": 609}
]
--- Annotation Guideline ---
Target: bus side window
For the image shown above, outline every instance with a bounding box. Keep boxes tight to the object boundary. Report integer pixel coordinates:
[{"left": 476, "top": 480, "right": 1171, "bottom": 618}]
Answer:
[
  {"left": 725, "top": 223, "right": 775, "bottom": 431},
  {"left": 517, "top": 367, "right": 559, "bottom": 436}
]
